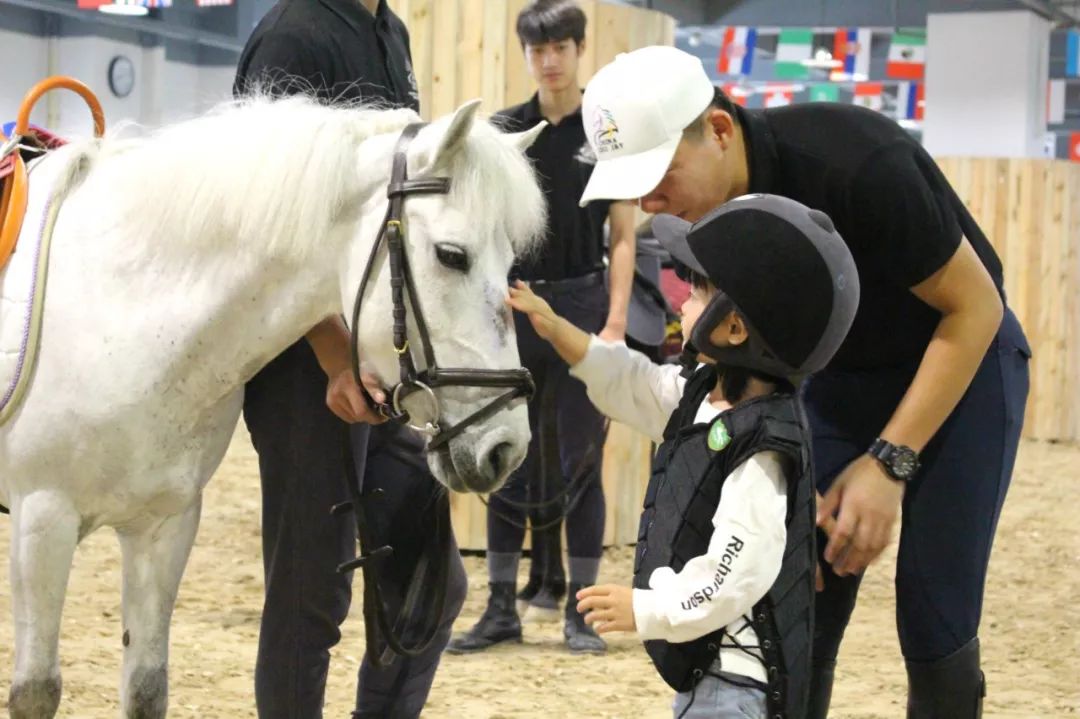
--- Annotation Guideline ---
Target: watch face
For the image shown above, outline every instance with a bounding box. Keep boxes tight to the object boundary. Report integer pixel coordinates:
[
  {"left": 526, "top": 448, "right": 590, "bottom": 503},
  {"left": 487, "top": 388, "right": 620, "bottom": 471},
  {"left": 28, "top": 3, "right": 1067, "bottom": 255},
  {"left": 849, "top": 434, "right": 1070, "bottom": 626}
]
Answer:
[
  {"left": 108, "top": 56, "right": 135, "bottom": 99},
  {"left": 891, "top": 448, "right": 918, "bottom": 479}
]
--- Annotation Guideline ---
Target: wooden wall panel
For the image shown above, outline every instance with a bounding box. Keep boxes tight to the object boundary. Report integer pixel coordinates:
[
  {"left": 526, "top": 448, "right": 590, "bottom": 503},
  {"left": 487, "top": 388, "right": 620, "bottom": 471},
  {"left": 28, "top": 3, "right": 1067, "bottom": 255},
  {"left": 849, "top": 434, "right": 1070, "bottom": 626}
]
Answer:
[{"left": 938, "top": 157, "right": 1080, "bottom": 444}]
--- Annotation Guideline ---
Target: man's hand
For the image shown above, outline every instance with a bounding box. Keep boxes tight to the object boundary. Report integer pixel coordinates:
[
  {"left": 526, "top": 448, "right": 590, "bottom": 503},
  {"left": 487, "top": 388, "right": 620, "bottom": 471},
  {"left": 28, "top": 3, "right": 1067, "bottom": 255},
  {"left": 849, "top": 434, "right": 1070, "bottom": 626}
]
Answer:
[
  {"left": 576, "top": 584, "right": 636, "bottom": 634},
  {"left": 816, "top": 491, "right": 836, "bottom": 591},
  {"left": 325, "top": 368, "right": 388, "bottom": 425},
  {"left": 817, "top": 454, "right": 904, "bottom": 576}
]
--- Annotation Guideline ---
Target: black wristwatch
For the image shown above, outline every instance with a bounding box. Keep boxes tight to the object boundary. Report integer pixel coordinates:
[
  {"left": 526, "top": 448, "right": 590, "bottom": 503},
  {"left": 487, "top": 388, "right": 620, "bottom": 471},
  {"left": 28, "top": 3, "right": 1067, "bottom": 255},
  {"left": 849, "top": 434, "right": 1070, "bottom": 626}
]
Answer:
[{"left": 867, "top": 438, "right": 920, "bottom": 482}]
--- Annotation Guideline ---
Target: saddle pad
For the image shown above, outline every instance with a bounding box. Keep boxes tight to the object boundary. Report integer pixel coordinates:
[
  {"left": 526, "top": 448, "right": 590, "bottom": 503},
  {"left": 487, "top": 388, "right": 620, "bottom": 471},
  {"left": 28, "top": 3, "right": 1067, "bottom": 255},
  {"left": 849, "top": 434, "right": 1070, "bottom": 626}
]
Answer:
[{"left": 0, "top": 152, "right": 68, "bottom": 425}]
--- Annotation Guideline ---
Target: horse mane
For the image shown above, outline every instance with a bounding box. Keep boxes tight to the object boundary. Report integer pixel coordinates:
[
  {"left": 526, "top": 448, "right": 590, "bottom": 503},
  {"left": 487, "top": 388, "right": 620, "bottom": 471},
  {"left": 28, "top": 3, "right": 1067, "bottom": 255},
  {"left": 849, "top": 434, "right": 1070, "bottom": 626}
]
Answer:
[{"left": 55, "top": 93, "right": 545, "bottom": 266}]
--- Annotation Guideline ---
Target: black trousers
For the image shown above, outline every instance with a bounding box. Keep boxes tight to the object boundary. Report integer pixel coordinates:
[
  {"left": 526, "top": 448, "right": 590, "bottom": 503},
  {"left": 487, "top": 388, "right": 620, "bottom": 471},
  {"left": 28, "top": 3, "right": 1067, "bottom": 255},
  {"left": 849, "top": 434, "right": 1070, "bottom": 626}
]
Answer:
[
  {"left": 243, "top": 340, "right": 466, "bottom": 719},
  {"left": 487, "top": 278, "right": 609, "bottom": 566},
  {"left": 802, "top": 309, "right": 1030, "bottom": 664}
]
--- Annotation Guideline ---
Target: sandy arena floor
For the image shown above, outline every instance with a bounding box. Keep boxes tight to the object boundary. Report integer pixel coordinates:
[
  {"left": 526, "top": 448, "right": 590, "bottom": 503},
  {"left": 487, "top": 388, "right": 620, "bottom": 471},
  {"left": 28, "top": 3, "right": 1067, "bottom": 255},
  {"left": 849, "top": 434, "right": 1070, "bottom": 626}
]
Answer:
[{"left": 0, "top": 430, "right": 1077, "bottom": 718}]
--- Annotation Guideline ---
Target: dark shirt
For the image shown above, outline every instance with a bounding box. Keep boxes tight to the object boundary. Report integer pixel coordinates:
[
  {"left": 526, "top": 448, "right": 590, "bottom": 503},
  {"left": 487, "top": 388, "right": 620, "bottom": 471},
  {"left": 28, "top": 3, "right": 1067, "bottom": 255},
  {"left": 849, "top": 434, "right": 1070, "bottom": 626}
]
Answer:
[
  {"left": 233, "top": 0, "right": 418, "bottom": 111},
  {"left": 735, "top": 103, "right": 1005, "bottom": 372},
  {"left": 497, "top": 94, "right": 612, "bottom": 281}
]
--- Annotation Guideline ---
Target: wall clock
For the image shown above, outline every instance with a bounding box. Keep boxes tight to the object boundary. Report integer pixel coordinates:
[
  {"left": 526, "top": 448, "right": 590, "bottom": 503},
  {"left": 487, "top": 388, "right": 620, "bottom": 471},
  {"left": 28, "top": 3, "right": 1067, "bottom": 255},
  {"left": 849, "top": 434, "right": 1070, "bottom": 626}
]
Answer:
[{"left": 108, "top": 55, "right": 135, "bottom": 99}]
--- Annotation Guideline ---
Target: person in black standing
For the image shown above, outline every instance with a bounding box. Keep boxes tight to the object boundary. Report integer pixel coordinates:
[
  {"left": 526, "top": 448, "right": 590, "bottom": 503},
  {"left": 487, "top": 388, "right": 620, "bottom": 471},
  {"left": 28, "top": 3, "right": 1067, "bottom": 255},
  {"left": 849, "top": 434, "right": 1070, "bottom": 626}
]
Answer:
[
  {"left": 446, "top": 0, "right": 637, "bottom": 656},
  {"left": 577, "top": 45, "right": 1030, "bottom": 719},
  {"left": 233, "top": 1, "right": 466, "bottom": 717}
]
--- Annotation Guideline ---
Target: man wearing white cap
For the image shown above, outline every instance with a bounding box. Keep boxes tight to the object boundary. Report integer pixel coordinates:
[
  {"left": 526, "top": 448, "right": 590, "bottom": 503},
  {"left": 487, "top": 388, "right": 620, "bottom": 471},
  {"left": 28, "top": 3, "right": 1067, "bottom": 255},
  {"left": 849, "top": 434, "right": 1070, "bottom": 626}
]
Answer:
[{"left": 578, "top": 45, "right": 1030, "bottom": 719}]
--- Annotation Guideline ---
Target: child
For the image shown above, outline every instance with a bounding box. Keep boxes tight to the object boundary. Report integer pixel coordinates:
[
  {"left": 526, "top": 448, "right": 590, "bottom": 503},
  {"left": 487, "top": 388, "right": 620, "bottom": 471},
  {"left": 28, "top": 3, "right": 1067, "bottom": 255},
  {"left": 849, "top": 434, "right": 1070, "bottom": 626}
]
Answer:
[{"left": 507, "top": 194, "right": 859, "bottom": 718}]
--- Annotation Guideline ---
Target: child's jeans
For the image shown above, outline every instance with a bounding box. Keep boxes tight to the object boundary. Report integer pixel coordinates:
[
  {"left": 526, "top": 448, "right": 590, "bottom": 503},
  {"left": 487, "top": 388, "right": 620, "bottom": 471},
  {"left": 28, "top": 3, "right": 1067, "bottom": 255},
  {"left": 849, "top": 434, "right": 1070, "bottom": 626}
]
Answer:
[{"left": 671, "top": 671, "right": 766, "bottom": 718}]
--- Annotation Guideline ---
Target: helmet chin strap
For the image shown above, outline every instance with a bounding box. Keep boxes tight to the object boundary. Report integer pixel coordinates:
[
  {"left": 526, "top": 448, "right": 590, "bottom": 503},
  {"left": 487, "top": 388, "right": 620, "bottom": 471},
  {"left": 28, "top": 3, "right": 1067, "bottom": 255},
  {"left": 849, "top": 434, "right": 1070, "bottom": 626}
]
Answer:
[{"left": 689, "top": 292, "right": 736, "bottom": 361}]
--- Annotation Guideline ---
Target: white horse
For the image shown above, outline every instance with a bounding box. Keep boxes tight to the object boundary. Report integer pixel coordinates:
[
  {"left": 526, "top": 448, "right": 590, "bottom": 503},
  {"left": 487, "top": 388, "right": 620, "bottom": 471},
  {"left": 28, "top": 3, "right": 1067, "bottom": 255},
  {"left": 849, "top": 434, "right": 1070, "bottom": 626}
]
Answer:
[{"left": 0, "top": 96, "right": 546, "bottom": 718}]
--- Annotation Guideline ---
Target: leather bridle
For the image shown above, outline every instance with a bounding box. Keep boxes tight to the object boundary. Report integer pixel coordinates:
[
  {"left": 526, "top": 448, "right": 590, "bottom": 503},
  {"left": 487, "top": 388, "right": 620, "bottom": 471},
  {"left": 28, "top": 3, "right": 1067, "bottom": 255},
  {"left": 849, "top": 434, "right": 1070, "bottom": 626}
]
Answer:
[
  {"left": 348, "top": 122, "right": 535, "bottom": 452},
  {"left": 337, "top": 122, "right": 534, "bottom": 668}
]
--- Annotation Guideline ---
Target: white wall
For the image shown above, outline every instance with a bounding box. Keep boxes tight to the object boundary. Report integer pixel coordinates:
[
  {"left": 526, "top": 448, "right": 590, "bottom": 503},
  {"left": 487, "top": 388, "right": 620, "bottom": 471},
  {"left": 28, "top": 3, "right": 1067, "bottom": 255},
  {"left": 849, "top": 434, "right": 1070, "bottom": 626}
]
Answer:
[
  {"left": 1, "top": 28, "right": 235, "bottom": 139},
  {"left": 0, "top": 28, "right": 48, "bottom": 130},
  {"left": 923, "top": 10, "right": 1050, "bottom": 158}
]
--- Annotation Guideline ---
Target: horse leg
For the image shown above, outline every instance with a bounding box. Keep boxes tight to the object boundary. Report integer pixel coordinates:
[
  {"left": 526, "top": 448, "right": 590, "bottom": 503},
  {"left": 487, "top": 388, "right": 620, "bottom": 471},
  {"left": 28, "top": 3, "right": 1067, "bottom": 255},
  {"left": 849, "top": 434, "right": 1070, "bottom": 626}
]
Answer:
[
  {"left": 8, "top": 492, "right": 80, "bottom": 719},
  {"left": 116, "top": 497, "right": 202, "bottom": 719}
]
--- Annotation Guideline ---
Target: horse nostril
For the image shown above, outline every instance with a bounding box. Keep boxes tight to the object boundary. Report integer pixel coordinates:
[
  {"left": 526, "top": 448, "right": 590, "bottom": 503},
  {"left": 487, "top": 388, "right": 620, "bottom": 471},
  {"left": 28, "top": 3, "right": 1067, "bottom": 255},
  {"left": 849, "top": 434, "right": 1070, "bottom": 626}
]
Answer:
[{"left": 487, "top": 442, "right": 513, "bottom": 480}]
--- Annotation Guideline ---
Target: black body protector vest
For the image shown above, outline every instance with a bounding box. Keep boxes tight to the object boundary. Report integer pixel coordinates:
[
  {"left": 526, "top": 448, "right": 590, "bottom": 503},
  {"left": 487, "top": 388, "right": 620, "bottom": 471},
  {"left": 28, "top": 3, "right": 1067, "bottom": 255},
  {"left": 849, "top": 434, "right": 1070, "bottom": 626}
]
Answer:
[{"left": 632, "top": 365, "right": 816, "bottom": 718}]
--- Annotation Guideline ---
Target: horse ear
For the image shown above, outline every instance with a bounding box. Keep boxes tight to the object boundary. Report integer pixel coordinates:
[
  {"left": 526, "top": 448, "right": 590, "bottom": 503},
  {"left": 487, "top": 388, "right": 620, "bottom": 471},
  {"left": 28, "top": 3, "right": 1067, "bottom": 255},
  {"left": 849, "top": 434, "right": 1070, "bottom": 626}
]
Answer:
[
  {"left": 504, "top": 121, "right": 547, "bottom": 152},
  {"left": 429, "top": 98, "right": 483, "bottom": 169}
]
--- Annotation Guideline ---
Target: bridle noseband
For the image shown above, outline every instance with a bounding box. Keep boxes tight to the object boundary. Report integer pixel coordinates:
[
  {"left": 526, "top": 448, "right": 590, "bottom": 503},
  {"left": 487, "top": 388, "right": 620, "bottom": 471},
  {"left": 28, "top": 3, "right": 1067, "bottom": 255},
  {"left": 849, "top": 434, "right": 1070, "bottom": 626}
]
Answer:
[{"left": 349, "top": 122, "right": 535, "bottom": 451}]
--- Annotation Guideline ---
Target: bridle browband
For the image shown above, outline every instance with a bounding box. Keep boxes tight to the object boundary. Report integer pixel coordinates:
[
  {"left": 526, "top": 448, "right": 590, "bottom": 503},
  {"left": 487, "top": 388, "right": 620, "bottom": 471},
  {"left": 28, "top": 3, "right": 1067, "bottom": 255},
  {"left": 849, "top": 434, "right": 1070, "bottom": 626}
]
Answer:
[{"left": 349, "top": 121, "right": 535, "bottom": 451}]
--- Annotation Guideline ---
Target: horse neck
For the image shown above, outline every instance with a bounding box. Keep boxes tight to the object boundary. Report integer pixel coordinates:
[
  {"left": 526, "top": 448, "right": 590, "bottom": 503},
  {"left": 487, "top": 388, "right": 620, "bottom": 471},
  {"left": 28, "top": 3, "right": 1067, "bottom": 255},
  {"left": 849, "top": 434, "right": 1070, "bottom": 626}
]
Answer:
[
  {"left": 88, "top": 213, "right": 365, "bottom": 408},
  {"left": 207, "top": 220, "right": 377, "bottom": 390}
]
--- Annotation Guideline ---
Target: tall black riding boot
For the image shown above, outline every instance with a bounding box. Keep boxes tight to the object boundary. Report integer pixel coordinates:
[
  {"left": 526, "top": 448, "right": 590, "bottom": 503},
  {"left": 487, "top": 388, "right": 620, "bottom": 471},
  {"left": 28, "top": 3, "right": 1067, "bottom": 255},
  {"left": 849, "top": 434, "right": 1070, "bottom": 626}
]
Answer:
[
  {"left": 906, "top": 637, "right": 985, "bottom": 719},
  {"left": 445, "top": 583, "right": 521, "bottom": 654},
  {"left": 807, "top": 659, "right": 836, "bottom": 719}
]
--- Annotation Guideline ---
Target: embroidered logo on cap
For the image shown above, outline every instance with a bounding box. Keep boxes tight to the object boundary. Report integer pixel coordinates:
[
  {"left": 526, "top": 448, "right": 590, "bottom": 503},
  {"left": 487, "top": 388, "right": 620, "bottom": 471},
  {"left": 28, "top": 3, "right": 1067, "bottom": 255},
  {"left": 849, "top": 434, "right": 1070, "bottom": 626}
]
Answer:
[
  {"left": 592, "top": 108, "right": 623, "bottom": 154},
  {"left": 708, "top": 418, "right": 731, "bottom": 452}
]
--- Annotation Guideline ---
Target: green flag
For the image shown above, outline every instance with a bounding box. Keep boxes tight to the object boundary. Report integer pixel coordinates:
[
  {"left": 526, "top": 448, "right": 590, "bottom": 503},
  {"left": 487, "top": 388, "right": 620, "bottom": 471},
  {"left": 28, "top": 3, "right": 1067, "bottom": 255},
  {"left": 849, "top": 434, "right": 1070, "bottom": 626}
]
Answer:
[
  {"left": 775, "top": 28, "right": 813, "bottom": 79},
  {"left": 809, "top": 84, "right": 840, "bottom": 102}
]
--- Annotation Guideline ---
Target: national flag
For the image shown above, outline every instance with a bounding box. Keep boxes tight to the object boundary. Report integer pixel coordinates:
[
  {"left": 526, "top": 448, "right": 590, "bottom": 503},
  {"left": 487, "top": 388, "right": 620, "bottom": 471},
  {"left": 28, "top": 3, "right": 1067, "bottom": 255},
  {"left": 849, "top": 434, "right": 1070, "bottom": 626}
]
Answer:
[
  {"left": 763, "top": 85, "right": 793, "bottom": 108},
  {"left": 809, "top": 84, "right": 839, "bottom": 103},
  {"left": 853, "top": 83, "right": 884, "bottom": 112},
  {"left": 887, "top": 31, "right": 926, "bottom": 80},
  {"left": 722, "top": 83, "right": 750, "bottom": 107},
  {"left": 774, "top": 28, "right": 813, "bottom": 79},
  {"left": 1067, "top": 30, "right": 1080, "bottom": 77},
  {"left": 1070, "top": 132, "right": 1080, "bottom": 162},
  {"left": 896, "top": 81, "right": 924, "bottom": 120},
  {"left": 1048, "top": 79, "right": 1066, "bottom": 125},
  {"left": 718, "top": 27, "right": 757, "bottom": 76},
  {"left": 832, "top": 28, "right": 872, "bottom": 80}
]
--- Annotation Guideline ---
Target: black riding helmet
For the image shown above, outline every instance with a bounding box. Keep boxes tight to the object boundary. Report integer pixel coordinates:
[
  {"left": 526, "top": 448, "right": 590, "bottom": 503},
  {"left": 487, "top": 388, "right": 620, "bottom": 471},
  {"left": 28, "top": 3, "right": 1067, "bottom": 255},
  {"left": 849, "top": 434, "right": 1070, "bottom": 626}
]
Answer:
[{"left": 652, "top": 194, "right": 859, "bottom": 381}]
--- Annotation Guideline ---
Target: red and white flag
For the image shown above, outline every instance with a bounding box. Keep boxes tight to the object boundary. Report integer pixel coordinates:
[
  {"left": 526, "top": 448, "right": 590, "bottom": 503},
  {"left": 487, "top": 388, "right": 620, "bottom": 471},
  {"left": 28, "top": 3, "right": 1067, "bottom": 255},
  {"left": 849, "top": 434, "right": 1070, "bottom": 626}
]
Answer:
[
  {"left": 722, "top": 83, "right": 750, "bottom": 107},
  {"left": 1070, "top": 132, "right": 1080, "bottom": 163},
  {"left": 853, "top": 83, "right": 884, "bottom": 112},
  {"left": 763, "top": 85, "right": 794, "bottom": 108}
]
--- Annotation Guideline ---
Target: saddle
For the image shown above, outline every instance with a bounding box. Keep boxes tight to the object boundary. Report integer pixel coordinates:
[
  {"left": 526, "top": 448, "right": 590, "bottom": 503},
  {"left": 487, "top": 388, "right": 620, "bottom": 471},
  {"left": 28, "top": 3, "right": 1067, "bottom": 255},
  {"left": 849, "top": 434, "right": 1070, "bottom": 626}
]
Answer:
[{"left": 0, "top": 77, "right": 105, "bottom": 273}]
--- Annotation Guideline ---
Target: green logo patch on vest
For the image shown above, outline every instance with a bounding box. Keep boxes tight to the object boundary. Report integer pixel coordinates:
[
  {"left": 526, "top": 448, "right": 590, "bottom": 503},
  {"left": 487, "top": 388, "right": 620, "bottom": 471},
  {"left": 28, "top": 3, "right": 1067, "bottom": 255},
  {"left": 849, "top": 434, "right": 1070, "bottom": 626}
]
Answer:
[{"left": 708, "top": 419, "right": 732, "bottom": 452}]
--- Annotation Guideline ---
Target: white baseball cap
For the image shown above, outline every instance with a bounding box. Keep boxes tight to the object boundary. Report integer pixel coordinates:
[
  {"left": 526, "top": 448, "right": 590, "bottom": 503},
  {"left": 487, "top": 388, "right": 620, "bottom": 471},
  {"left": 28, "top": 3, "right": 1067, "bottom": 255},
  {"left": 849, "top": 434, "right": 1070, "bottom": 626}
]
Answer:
[{"left": 578, "top": 46, "right": 715, "bottom": 208}]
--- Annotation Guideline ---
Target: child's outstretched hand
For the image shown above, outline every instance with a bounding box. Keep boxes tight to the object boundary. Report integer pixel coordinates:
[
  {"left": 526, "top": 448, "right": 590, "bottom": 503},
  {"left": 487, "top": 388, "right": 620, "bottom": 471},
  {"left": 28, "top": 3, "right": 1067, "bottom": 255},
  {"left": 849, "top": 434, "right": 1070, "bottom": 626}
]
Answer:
[
  {"left": 506, "top": 280, "right": 560, "bottom": 341},
  {"left": 576, "top": 584, "right": 636, "bottom": 634}
]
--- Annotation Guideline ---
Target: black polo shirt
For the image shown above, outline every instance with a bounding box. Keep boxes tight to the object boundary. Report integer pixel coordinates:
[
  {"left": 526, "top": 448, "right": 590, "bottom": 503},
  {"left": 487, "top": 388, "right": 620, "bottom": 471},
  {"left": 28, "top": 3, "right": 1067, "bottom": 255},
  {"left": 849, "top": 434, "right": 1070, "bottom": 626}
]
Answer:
[
  {"left": 233, "top": 0, "right": 418, "bottom": 111},
  {"left": 497, "top": 95, "right": 611, "bottom": 281},
  {"left": 734, "top": 103, "right": 1005, "bottom": 372}
]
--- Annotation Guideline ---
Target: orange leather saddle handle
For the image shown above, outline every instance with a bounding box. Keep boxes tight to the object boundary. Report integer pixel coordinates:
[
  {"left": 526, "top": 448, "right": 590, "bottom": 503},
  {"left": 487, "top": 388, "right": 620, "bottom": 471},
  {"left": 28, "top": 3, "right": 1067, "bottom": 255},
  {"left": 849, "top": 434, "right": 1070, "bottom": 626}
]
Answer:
[{"left": 0, "top": 77, "right": 105, "bottom": 269}]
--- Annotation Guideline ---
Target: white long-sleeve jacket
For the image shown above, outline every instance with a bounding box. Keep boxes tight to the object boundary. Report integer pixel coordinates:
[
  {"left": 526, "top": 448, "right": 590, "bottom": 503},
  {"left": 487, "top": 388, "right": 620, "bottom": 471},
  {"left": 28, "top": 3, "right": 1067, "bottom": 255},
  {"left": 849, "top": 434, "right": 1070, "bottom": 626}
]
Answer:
[{"left": 569, "top": 338, "right": 789, "bottom": 684}]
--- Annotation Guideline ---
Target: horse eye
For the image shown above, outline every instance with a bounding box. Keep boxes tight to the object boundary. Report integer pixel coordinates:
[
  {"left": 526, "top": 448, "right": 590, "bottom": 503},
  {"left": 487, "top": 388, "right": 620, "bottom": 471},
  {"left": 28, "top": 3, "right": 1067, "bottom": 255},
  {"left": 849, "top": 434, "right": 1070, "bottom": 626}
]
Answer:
[{"left": 435, "top": 243, "right": 470, "bottom": 272}]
